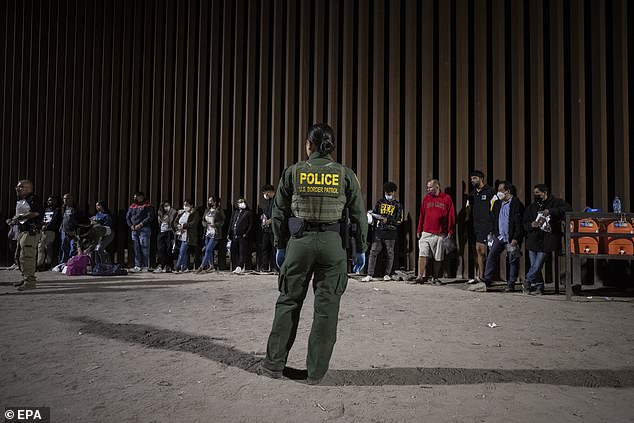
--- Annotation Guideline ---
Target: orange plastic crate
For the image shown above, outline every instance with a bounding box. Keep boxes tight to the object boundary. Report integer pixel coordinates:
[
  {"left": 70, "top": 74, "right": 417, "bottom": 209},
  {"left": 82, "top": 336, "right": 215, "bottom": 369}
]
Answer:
[
  {"left": 604, "top": 220, "right": 634, "bottom": 256},
  {"left": 570, "top": 219, "right": 600, "bottom": 254}
]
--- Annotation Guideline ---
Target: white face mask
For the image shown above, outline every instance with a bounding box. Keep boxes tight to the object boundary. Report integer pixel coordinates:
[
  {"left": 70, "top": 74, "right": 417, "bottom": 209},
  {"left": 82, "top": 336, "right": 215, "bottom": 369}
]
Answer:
[
  {"left": 496, "top": 192, "right": 506, "bottom": 201},
  {"left": 164, "top": 206, "right": 171, "bottom": 211},
  {"left": 238, "top": 202, "right": 246, "bottom": 209},
  {"left": 385, "top": 195, "right": 393, "bottom": 200},
  {"left": 184, "top": 206, "right": 192, "bottom": 212},
  {"left": 263, "top": 194, "right": 269, "bottom": 200}
]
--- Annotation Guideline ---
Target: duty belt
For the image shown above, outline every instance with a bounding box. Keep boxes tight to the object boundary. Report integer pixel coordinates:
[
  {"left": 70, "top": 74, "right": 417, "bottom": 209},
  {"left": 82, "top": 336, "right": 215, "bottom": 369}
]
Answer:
[{"left": 304, "top": 222, "right": 340, "bottom": 232}]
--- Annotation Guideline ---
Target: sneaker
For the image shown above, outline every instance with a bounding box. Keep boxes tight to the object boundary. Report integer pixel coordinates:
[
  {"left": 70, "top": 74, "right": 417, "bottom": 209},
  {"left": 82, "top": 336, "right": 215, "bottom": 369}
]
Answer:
[
  {"left": 383, "top": 275, "right": 392, "bottom": 281},
  {"left": 431, "top": 278, "right": 445, "bottom": 285},
  {"left": 6, "top": 264, "right": 18, "bottom": 271},
  {"left": 129, "top": 266, "right": 142, "bottom": 273},
  {"left": 360, "top": 275, "right": 373, "bottom": 282},
  {"left": 522, "top": 286, "right": 531, "bottom": 295},
  {"left": 194, "top": 266, "right": 204, "bottom": 274},
  {"left": 257, "top": 361, "right": 283, "bottom": 379},
  {"left": 504, "top": 286, "right": 515, "bottom": 293},
  {"left": 141, "top": 267, "right": 149, "bottom": 273},
  {"left": 468, "top": 281, "right": 488, "bottom": 292},
  {"left": 174, "top": 269, "right": 181, "bottom": 274},
  {"left": 233, "top": 266, "right": 243, "bottom": 274},
  {"left": 17, "top": 284, "right": 36, "bottom": 291},
  {"left": 14, "top": 280, "right": 25, "bottom": 287},
  {"left": 531, "top": 289, "right": 544, "bottom": 296},
  {"left": 164, "top": 267, "right": 172, "bottom": 273},
  {"left": 153, "top": 265, "right": 163, "bottom": 273},
  {"left": 205, "top": 266, "right": 215, "bottom": 273},
  {"left": 467, "top": 277, "right": 480, "bottom": 284}
]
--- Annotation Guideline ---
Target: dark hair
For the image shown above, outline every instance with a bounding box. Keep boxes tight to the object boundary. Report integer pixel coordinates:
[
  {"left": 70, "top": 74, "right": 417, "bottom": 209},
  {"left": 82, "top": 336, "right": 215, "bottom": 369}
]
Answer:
[
  {"left": 184, "top": 199, "right": 194, "bottom": 206},
  {"left": 306, "top": 123, "right": 336, "bottom": 154},
  {"left": 96, "top": 200, "right": 110, "bottom": 214},
  {"left": 47, "top": 195, "right": 60, "bottom": 205},
  {"left": 470, "top": 170, "right": 485, "bottom": 178},
  {"left": 383, "top": 181, "right": 398, "bottom": 193},
  {"left": 134, "top": 191, "right": 145, "bottom": 198},
  {"left": 498, "top": 180, "right": 516, "bottom": 196},
  {"left": 261, "top": 184, "right": 274, "bottom": 193},
  {"left": 533, "top": 184, "right": 550, "bottom": 195}
]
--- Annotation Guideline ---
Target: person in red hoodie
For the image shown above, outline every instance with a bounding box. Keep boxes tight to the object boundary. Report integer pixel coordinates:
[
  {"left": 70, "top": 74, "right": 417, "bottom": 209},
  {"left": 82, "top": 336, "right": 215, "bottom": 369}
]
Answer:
[{"left": 412, "top": 179, "right": 455, "bottom": 284}]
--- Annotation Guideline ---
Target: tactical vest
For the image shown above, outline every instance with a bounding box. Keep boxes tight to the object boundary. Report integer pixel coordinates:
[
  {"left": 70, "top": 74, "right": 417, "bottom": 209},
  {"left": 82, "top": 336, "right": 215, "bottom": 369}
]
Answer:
[{"left": 291, "top": 161, "right": 347, "bottom": 223}]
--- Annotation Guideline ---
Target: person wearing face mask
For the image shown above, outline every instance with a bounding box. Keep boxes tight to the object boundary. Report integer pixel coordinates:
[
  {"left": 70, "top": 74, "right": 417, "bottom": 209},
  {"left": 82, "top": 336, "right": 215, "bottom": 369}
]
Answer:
[
  {"left": 173, "top": 200, "right": 200, "bottom": 273},
  {"left": 228, "top": 197, "right": 254, "bottom": 274},
  {"left": 413, "top": 179, "right": 456, "bottom": 285},
  {"left": 196, "top": 196, "right": 225, "bottom": 273},
  {"left": 258, "top": 185, "right": 277, "bottom": 273},
  {"left": 522, "top": 184, "right": 572, "bottom": 295},
  {"left": 126, "top": 191, "right": 155, "bottom": 272},
  {"left": 58, "top": 193, "right": 83, "bottom": 265},
  {"left": 465, "top": 170, "right": 496, "bottom": 284},
  {"left": 361, "top": 181, "right": 403, "bottom": 282},
  {"left": 469, "top": 181, "right": 525, "bottom": 292},
  {"left": 154, "top": 201, "right": 177, "bottom": 273}
]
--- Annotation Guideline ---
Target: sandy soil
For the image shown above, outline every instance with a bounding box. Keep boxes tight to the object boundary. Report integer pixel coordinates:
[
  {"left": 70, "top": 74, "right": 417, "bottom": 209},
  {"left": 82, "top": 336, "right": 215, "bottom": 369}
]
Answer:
[{"left": 1, "top": 269, "right": 634, "bottom": 423}]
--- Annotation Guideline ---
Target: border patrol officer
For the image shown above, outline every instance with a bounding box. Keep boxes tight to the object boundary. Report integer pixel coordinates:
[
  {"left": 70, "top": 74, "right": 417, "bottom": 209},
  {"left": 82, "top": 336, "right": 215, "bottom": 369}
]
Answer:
[{"left": 258, "top": 123, "right": 368, "bottom": 384}]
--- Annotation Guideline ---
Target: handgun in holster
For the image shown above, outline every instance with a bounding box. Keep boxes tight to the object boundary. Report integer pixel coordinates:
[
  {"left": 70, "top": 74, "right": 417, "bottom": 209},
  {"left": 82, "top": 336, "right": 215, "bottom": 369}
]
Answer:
[{"left": 288, "top": 217, "right": 306, "bottom": 238}]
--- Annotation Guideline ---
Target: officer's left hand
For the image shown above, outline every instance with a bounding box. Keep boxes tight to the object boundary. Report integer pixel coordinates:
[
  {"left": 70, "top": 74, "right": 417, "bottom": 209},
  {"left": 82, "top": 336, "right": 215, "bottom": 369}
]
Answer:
[
  {"left": 276, "top": 248, "right": 286, "bottom": 268},
  {"left": 352, "top": 252, "right": 366, "bottom": 273}
]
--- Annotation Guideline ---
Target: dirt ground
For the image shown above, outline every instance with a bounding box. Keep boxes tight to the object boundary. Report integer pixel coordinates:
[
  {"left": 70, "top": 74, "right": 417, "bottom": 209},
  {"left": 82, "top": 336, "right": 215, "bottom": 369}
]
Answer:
[{"left": 1, "top": 269, "right": 634, "bottom": 423}]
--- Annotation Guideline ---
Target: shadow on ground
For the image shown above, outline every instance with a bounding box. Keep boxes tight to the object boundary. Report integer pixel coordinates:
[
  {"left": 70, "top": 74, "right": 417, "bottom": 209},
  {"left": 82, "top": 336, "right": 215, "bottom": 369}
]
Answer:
[
  {"left": 1, "top": 278, "right": 227, "bottom": 296},
  {"left": 72, "top": 317, "right": 634, "bottom": 388}
]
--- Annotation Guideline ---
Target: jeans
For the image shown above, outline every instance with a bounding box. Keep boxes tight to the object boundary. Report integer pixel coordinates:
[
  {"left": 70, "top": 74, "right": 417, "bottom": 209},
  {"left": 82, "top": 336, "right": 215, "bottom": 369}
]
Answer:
[
  {"left": 525, "top": 250, "right": 548, "bottom": 292},
  {"left": 59, "top": 230, "right": 76, "bottom": 264},
  {"left": 483, "top": 237, "right": 519, "bottom": 287},
  {"left": 176, "top": 240, "right": 190, "bottom": 270},
  {"left": 131, "top": 227, "right": 151, "bottom": 268},
  {"left": 366, "top": 238, "right": 396, "bottom": 276},
  {"left": 201, "top": 236, "right": 218, "bottom": 269}
]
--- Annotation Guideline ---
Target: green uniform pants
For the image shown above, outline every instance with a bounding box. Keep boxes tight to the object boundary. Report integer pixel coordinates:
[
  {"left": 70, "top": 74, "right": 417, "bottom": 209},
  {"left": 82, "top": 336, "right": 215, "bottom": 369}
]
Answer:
[
  {"left": 264, "top": 231, "right": 348, "bottom": 380},
  {"left": 17, "top": 231, "right": 39, "bottom": 286}
]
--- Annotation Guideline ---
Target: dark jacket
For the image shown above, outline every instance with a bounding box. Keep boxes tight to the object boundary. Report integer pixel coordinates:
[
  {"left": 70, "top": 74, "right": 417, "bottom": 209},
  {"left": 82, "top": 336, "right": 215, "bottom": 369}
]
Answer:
[
  {"left": 258, "top": 198, "right": 275, "bottom": 233},
  {"left": 126, "top": 201, "right": 155, "bottom": 229},
  {"left": 202, "top": 207, "right": 226, "bottom": 239},
  {"left": 490, "top": 196, "right": 525, "bottom": 244},
  {"left": 229, "top": 208, "right": 254, "bottom": 240},
  {"left": 523, "top": 195, "right": 572, "bottom": 252},
  {"left": 372, "top": 197, "right": 403, "bottom": 240},
  {"left": 61, "top": 205, "right": 81, "bottom": 233},
  {"left": 42, "top": 206, "right": 62, "bottom": 232},
  {"left": 173, "top": 208, "right": 201, "bottom": 247}
]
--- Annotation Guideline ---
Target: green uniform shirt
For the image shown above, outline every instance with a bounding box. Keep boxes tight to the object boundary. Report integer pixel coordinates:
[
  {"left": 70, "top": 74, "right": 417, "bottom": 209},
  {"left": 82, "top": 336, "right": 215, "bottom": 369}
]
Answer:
[{"left": 272, "top": 152, "right": 368, "bottom": 252}]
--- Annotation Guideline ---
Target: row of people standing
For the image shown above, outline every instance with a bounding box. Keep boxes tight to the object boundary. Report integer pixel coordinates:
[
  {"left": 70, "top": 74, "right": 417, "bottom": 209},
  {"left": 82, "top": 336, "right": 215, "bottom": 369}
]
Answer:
[
  {"left": 403, "top": 172, "right": 571, "bottom": 294},
  {"left": 127, "top": 189, "right": 278, "bottom": 274},
  {"left": 464, "top": 170, "right": 572, "bottom": 294}
]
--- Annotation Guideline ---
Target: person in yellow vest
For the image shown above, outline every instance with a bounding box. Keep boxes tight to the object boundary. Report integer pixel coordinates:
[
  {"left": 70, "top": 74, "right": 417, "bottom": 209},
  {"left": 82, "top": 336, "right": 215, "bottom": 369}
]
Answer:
[{"left": 258, "top": 123, "right": 368, "bottom": 385}]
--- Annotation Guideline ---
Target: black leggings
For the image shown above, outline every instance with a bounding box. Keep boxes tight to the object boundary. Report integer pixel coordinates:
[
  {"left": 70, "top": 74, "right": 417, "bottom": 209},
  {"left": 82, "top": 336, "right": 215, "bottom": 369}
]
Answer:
[{"left": 156, "top": 231, "right": 174, "bottom": 267}]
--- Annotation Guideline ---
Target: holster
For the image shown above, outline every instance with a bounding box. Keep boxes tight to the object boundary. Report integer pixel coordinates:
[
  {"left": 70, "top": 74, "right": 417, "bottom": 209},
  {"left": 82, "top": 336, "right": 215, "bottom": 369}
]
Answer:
[{"left": 288, "top": 217, "right": 306, "bottom": 238}]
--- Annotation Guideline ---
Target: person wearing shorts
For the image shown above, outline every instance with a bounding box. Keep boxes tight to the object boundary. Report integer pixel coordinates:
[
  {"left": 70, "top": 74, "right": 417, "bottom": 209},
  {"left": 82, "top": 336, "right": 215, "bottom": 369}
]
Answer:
[{"left": 413, "top": 179, "right": 455, "bottom": 285}]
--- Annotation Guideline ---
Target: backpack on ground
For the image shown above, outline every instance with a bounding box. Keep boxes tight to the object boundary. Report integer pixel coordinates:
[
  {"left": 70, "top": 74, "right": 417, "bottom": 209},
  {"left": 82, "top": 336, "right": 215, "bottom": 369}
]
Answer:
[{"left": 65, "top": 254, "right": 92, "bottom": 276}]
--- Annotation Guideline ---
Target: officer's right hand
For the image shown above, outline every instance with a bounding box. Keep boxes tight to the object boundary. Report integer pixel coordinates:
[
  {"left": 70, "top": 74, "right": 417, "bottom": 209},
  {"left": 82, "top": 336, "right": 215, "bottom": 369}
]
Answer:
[
  {"left": 417, "top": 232, "right": 422, "bottom": 239},
  {"left": 276, "top": 248, "right": 286, "bottom": 268}
]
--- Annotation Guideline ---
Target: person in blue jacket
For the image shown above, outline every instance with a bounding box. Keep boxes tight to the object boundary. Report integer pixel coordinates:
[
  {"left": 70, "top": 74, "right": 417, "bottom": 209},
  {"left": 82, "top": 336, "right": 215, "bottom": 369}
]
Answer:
[{"left": 126, "top": 192, "right": 155, "bottom": 272}]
